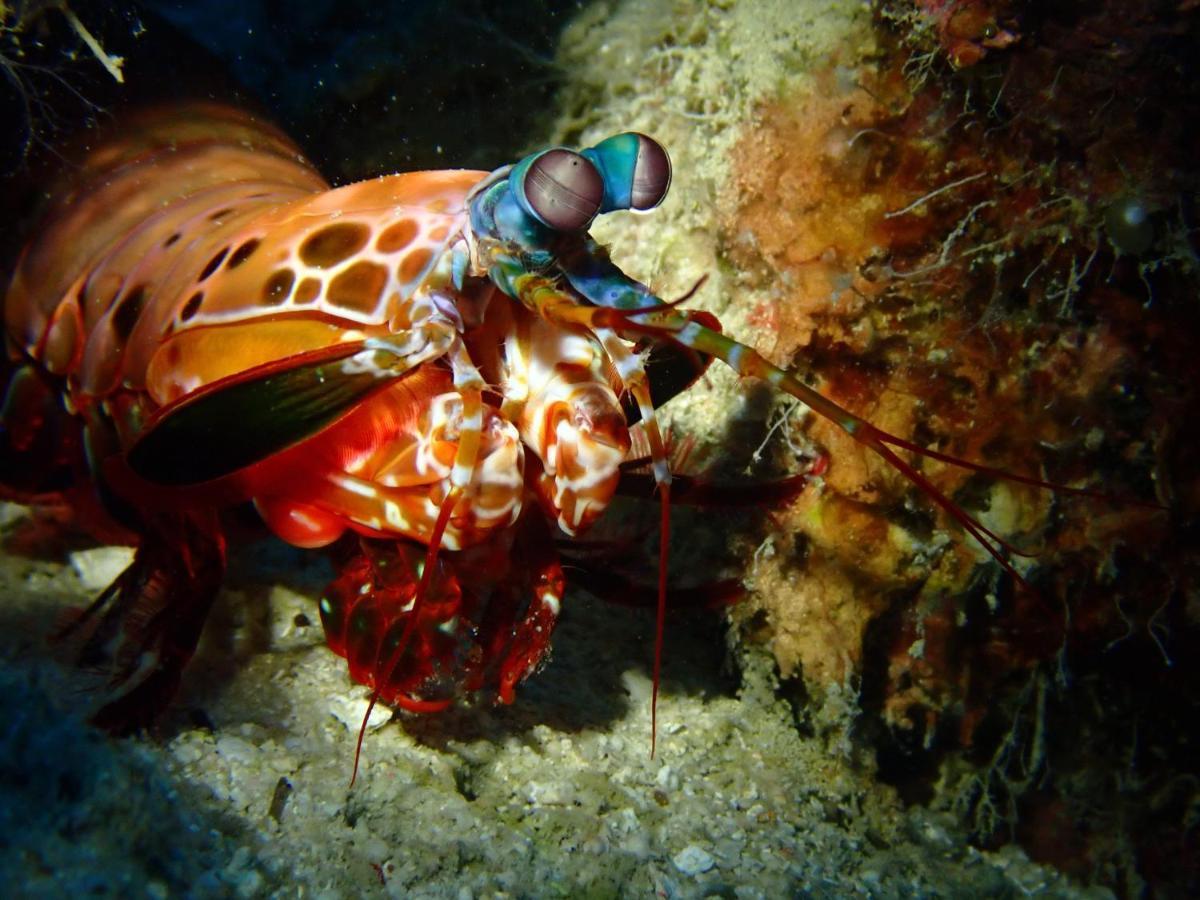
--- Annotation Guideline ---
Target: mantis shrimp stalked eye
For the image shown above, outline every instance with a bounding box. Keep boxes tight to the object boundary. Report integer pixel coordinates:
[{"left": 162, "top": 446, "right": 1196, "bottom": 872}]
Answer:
[
  {"left": 0, "top": 102, "right": 1140, "bottom": 777},
  {"left": 582, "top": 131, "right": 673, "bottom": 212},
  {"left": 512, "top": 148, "right": 605, "bottom": 231}
]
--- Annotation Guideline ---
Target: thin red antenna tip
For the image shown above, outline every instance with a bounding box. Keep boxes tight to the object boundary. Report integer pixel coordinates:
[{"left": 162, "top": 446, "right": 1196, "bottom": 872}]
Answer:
[
  {"left": 349, "top": 692, "right": 378, "bottom": 789},
  {"left": 650, "top": 480, "right": 671, "bottom": 760}
]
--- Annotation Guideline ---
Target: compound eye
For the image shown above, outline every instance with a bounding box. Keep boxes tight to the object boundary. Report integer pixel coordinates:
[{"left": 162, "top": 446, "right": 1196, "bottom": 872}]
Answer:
[
  {"left": 520, "top": 149, "right": 603, "bottom": 231},
  {"left": 628, "top": 134, "right": 671, "bottom": 211}
]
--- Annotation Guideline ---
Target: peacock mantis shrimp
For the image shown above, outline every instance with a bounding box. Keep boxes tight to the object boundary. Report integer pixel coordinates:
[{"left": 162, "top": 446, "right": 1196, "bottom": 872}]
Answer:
[{"left": 0, "top": 101, "right": 1099, "bottom": 772}]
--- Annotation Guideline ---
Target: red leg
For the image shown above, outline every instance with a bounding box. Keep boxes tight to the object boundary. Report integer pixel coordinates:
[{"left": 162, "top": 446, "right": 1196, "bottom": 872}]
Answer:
[{"left": 54, "top": 511, "right": 226, "bottom": 733}]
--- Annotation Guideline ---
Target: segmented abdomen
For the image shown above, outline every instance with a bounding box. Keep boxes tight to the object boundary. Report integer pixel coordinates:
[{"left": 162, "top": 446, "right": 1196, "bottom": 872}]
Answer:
[
  {"left": 5, "top": 102, "right": 325, "bottom": 385},
  {"left": 1, "top": 102, "right": 488, "bottom": 522}
]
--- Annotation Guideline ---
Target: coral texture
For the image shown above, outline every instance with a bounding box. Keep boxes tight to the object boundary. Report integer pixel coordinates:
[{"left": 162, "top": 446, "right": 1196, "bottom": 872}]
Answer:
[{"left": 554, "top": 0, "right": 1198, "bottom": 892}]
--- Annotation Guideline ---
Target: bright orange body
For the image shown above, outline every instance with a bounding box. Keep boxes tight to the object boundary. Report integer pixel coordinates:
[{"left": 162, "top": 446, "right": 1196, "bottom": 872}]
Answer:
[
  {"left": 2, "top": 99, "right": 1083, "bottom": 744},
  {"left": 1, "top": 102, "right": 631, "bottom": 727}
]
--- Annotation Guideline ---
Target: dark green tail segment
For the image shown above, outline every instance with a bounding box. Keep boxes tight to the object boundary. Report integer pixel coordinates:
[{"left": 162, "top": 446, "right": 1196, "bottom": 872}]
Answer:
[{"left": 127, "top": 341, "right": 419, "bottom": 486}]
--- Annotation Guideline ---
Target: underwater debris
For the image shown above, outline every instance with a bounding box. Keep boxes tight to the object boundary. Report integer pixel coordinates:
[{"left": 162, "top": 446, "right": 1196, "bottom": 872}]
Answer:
[
  {"left": 0, "top": 2, "right": 128, "bottom": 170},
  {"left": 2, "top": 1, "right": 125, "bottom": 81},
  {"left": 48, "top": 1, "right": 125, "bottom": 82}
]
